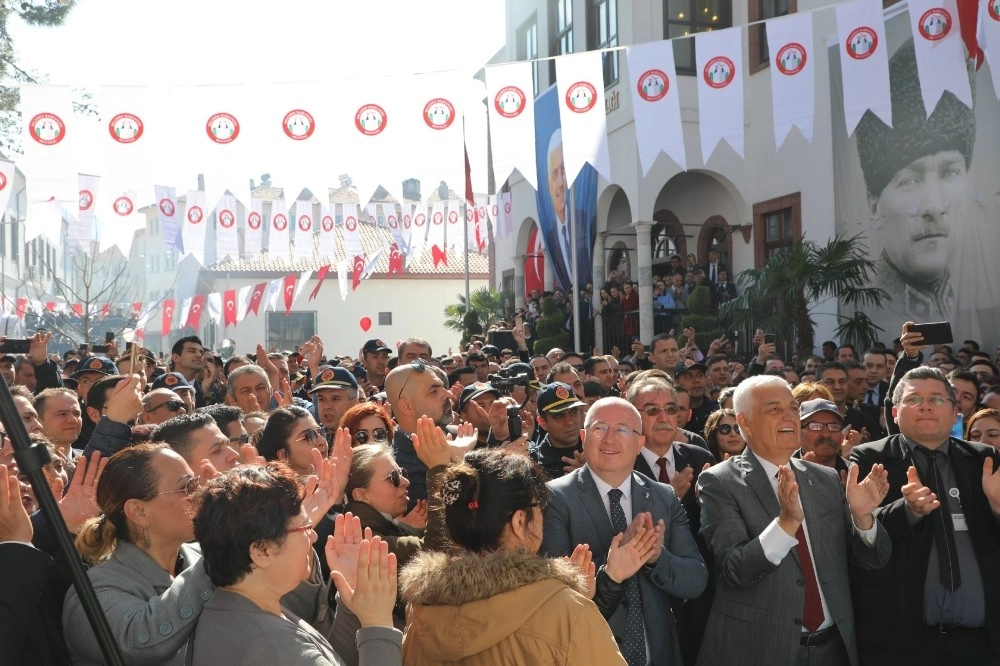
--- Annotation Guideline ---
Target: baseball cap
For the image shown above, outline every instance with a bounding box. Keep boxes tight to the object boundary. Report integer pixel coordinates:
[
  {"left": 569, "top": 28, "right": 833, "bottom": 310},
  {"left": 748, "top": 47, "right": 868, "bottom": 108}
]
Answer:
[
  {"left": 362, "top": 339, "right": 392, "bottom": 355},
  {"left": 309, "top": 366, "right": 359, "bottom": 393},
  {"left": 505, "top": 362, "right": 540, "bottom": 392},
  {"left": 799, "top": 399, "right": 843, "bottom": 422},
  {"left": 537, "top": 382, "right": 586, "bottom": 414},
  {"left": 151, "top": 372, "right": 194, "bottom": 392},
  {"left": 459, "top": 382, "right": 500, "bottom": 413},
  {"left": 675, "top": 361, "right": 708, "bottom": 378},
  {"left": 73, "top": 356, "right": 118, "bottom": 378},
  {"left": 481, "top": 345, "right": 501, "bottom": 359}
]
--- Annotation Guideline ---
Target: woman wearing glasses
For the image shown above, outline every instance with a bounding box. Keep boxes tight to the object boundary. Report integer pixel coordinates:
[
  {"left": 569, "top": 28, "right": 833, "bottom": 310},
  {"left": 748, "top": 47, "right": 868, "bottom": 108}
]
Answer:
[
  {"left": 704, "top": 408, "right": 746, "bottom": 461},
  {"left": 338, "top": 402, "right": 394, "bottom": 447},
  {"left": 258, "top": 405, "right": 328, "bottom": 475}
]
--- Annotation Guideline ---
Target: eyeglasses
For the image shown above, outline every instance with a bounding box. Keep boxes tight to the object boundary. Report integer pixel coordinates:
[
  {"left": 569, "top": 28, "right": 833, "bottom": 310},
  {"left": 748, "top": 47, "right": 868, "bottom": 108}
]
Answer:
[
  {"left": 900, "top": 395, "right": 954, "bottom": 408},
  {"left": 229, "top": 434, "right": 250, "bottom": 445},
  {"left": 294, "top": 426, "right": 329, "bottom": 445},
  {"left": 153, "top": 476, "right": 199, "bottom": 497},
  {"left": 716, "top": 423, "right": 741, "bottom": 435},
  {"left": 804, "top": 422, "right": 842, "bottom": 432},
  {"left": 285, "top": 521, "right": 314, "bottom": 535},
  {"left": 146, "top": 399, "right": 185, "bottom": 413},
  {"left": 354, "top": 428, "right": 389, "bottom": 445},
  {"left": 397, "top": 361, "right": 427, "bottom": 399},
  {"left": 587, "top": 423, "right": 642, "bottom": 439},
  {"left": 380, "top": 467, "right": 408, "bottom": 488},
  {"left": 640, "top": 405, "right": 680, "bottom": 417}
]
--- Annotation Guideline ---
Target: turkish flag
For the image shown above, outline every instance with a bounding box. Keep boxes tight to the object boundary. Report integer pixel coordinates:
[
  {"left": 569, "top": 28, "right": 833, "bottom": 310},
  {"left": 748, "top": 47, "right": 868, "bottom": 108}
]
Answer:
[
  {"left": 464, "top": 145, "right": 474, "bottom": 205},
  {"left": 45, "top": 302, "right": 56, "bottom": 312},
  {"left": 131, "top": 302, "right": 142, "bottom": 318},
  {"left": 223, "top": 290, "right": 238, "bottom": 327},
  {"left": 247, "top": 282, "right": 267, "bottom": 316},
  {"left": 957, "top": 0, "right": 983, "bottom": 68},
  {"left": 352, "top": 255, "right": 365, "bottom": 291},
  {"left": 185, "top": 294, "right": 206, "bottom": 330},
  {"left": 431, "top": 244, "right": 448, "bottom": 268},
  {"left": 101, "top": 303, "right": 111, "bottom": 318},
  {"left": 72, "top": 303, "right": 83, "bottom": 316},
  {"left": 15, "top": 298, "right": 26, "bottom": 320},
  {"left": 388, "top": 243, "right": 404, "bottom": 276},
  {"left": 283, "top": 274, "right": 297, "bottom": 315},
  {"left": 161, "top": 299, "right": 175, "bottom": 337},
  {"left": 309, "top": 265, "right": 331, "bottom": 301}
]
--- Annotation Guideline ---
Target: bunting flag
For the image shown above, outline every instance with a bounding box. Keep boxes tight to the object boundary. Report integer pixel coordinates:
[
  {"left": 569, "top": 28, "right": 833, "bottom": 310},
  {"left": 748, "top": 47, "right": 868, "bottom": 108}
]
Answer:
[
  {"left": 246, "top": 282, "right": 267, "bottom": 316},
  {"left": 223, "top": 289, "right": 238, "bottom": 327},
  {"left": 696, "top": 27, "right": 746, "bottom": 161},
  {"left": 269, "top": 198, "right": 290, "bottom": 262},
  {"left": 264, "top": 278, "right": 284, "bottom": 312},
  {"left": 836, "top": 0, "right": 892, "bottom": 135},
  {"left": 0, "top": 160, "right": 14, "bottom": 221},
  {"left": 366, "top": 203, "right": 378, "bottom": 224},
  {"left": 178, "top": 297, "right": 192, "bottom": 329},
  {"left": 282, "top": 273, "right": 297, "bottom": 315},
  {"left": 427, "top": 200, "right": 446, "bottom": 257},
  {"left": 72, "top": 303, "right": 83, "bottom": 316},
  {"left": 336, "top": 259, "right": 351, "bottom": 301},
  {"left": 154, "top": 185, "right": 181, "bottom": 253},
  {"left": 181, "top": 190, "right": 208, "bottom": 265},
  {"left": 19, "top": 85, "right": 76, "bottom": 204},
  {"left": 400, "top": 202, "right": 415, "bottom": 256},
  {"left": 206, "top": 292, "right": 222, "bottom": 325},
  {"left": 487, "top": 195, "right": 498, "bottom": 237},
  {"left": 388, "top": 243, "right": 404, "bottom": 275},
  {"left": 626, "top": 40, "right": 687, "bottom": 174},
  {"left": 102, "top": 188, "right": 143, "bottom": 256},
  {"left": 555, "top": 50, "right": 612, "bottom": 184},
  {"left": 100, "top": 304, "right": 111, "bottom": 318},
  {"left": 431, "top": 244, "right": 448, "bottom": 268},
  {"left": 309, "top": 264, "right": 331, "bottom": 300},
  {"left": 339, "top": 79, "right": 405, "bottom": 206},
  {"left": 215, "top": 193, "right": 240, "bottom": 262},
  {"left": 185, "top": 294, "right": 206, "bottom": 330},
  {"left": 245, "top": 197, "right": 264, "bottom": 258},
  {"left": 908, "top": 0, "right": 973, "bottom": 115},
  {"left": 985, "top": 0, "right": 1000, "bottom": 98},
  {"left": 75, "top": 173, "right": 99, "bottom": 250},
  {"left": 98, "top": 86, "right": 158, "bottom": 198},
  {"left": 342, "top": 203, "right": 363, "bottom": 258},
  {"left": 318, "top": 203, "right": 337, "bottom": 260},
  {"left": 498, "top": 192, "right": 513, "bottom": 240},
  {"left": 236, "top": 285, "right": 253, "bottom": 321},
  {"left": 15, "top": 298, "right": 26, "bottom": 321},
  {"left": 293, "top": 200, "right": 314, "bottom": 262},
  {"left": 293, "top": 270, "right": 312, "bottom": 302},
  {"left": 136, "top": 302, "right": 156, "bottom": 340},
  {"left": 405, "top": 72, "right": 465, "bottom": 212},
  {"left": 485, "top": 60, "right": 538, "bottom": 189},
  {"left": 352, "top": 254, "right": 365, "bottom": 291},
  {"left": 161, "top": 299, "right": 175, "bottom": 337},
  {"left": 131, "top": 302, "right": 142, "bottom": 318},
  {"left": 446, "top": 199, "right": 463, "bottom": 248},
  {"left": 766, "top": 12, "right": 816, "bottom": 147},
  {"left": 384, "top": 202, "right": 404, "bottom": 249}
]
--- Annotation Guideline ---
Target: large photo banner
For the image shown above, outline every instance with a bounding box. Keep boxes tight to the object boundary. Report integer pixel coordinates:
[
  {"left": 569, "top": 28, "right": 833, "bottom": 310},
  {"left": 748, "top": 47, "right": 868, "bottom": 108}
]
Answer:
[
  {"left": 533, "top": 85, "right": 598, "bottom": 291},
  {"left": 830, "top": 9, "right": 1000, "bottom": 344}
]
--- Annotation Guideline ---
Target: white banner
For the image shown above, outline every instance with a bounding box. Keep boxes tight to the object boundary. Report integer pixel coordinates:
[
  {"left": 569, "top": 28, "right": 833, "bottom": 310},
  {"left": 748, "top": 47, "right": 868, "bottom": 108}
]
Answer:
[
  {"left": 24, "top": 199, "right": 62, "bottom": 244},
  {"left": 696, "top": 27, "right": 746, "bottom": 161},
  {"left": 383, "top": 203, "right": 404, "bottom": 248},
  {"left": 101, "top": 188, "right": 142, "bottom": 256},
  {"left": 337, "top": 79, "right": 405, "bottom": 206},
  {"left": 215, "top": 193, "right": 240, "bottom": 262},
  {"left": 485, "top": 61, "right": 538, "bottom": 190},
  {"left": 74, "top": 173, "right": 100, "bottom": 250},
  {"left": 498, "top": 192, "right": 513, "bottom": 240},
  {"left": 245, "top": 197, "right": 264, "bottom": 258},
  {"left": 555, "top": 50, "right": 612, "bottom": 184},
  {"left": 446, "top": 199, "right": 463, "bottom": 248},
  {"left": 626, "top": 40, "right": 687, "bottom": 174},
  {"left": 293, "top": 200, "right": 314, "bottom": 262},
  {"left": 97, "top": 86, "right": 159, "bottom": 190},
  {"left": 400, "top": 202, "right": 414, "bottom": 256},
  {"left": 984, "top": 0, "right": 1000, "bottom": 100},
  {"left": 487, "top": 194, "right": 498, "bottom": 238},
  {"left": 836, "top": 0, "right": 892, "bottom": 135},
  {"left": 318, "top": 203, "right": 336, "bottom": 261},
  {"left": 268, "top": 198, "right": 290, "bottom": 263},
  {"left": 907, "top": 0, "right": 973, "bottom": 116},
  {"left": 428, "top": 201, "right": 446, "bottom": 254},
  {"left": 766, "top": 12, "right": 816, "bottom": 147},
  {"left": 342, "top": 203, "right": 363, "bottom": 258},
  {"left": 404, "top": 72, "right": 465, "bottom": 210},
  {"left": 154, "top": 185, "right": 180, "bottom": 253},
  {"left": 409, "top": 202, "right": 427, "bottom": 262},
  {"left": 264, "top": 277, "right": 283, "bottom": 312},
  {"left": 181, "top": 190, "right": 208, "bottom": 265},
  {"left": 0, "top": 160, "right": 15, "bottom": 220},
  {"left": 237, "top": 284, "right": 253, "bottom": 321},
  {"left": 336, "top": 259, "right": 350, "bottom": 301},
  {"left": 366, "top": 203, "right": 378, "bottom": 225},
  {"left": 19, "top": 84, "right": 77, "bottom": 204}
]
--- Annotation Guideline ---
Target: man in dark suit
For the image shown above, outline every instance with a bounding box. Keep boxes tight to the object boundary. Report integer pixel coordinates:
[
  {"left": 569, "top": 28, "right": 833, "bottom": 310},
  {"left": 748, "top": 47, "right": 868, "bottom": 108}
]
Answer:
[
  {"left": 851, "top": 365, "right": 1000, "bottom": 664},
  {"left": 697, "top": 375, "right": 892, "bottom": 666},
  {"left": 542, "top": 397, "right": 707, "bottom": 666},
  {"left": 705, "top": 249, "right": 728, "bottom": 285},
  {"left": 542, "top": 129, "right": 593, "bottom": 291}
]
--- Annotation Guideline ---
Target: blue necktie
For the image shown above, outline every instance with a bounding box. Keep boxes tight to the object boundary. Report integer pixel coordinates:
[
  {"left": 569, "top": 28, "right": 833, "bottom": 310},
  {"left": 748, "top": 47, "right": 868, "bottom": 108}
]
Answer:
[{"left": 608, "top": 488, "right": 646, "bottom": 666}]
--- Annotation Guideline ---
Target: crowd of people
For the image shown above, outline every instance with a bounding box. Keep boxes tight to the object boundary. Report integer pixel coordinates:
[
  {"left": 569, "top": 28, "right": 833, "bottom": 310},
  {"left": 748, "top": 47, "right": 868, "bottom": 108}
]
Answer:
[{"left": 1, "top": 316, "right": 999, "bottom": 665}]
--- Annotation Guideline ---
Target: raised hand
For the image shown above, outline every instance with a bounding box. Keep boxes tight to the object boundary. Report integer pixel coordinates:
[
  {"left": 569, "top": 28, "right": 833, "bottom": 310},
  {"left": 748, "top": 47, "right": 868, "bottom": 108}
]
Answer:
[
  {"left": 566, "top": 543, "right": 596, "bottom": 598},
  {"left": 273, "top": 378, "right": 294, "bottom": 408},
  {"left": 325, "top": 512, "right": 372, "bottom": 591},
  {"left": 302, "top": 447, "right": 343, "bottom": 526},
  {"left": 981, "top": 456, "right": 1000, "bottom": 516},
  {"left": 605, "top": 525, "right": 659, "bottom": 583},
  {"left": 776, "top": 465, "right": 804, "bottom": 535},
  {"left": 899, "top": 321, "right": 925, "bottom": 358},
  {"left": 53, "top": 451, "right": 106, "bottom": 533},
  {"left": 845, "top": 462, "right": 889, "bottom": 529},
  {"left": 0, "top": 464, "right": 32, "bottom": 542},
  {"left": 561, "top": 449, "right": 586, "bottom": 475},
  {"left": 901, "top": 465, "right": 940, "bottom": 516},
  {"left": 27, "top": 331, "right": 51, "bottom": 365},
  {"left": 694, "top": 462, "right": 713, "bottom": 501},
  {"left": 412, "top": 415, "right": 453, "bottom": 469},
  {"left": 669, "top": 466, "right": 695, "bottom": 499},
  {"left": 841, "top": 428, "right": 862, "bottom": 459},
  {"left": 397, "top": 499, "right": 428, "bottom": 529},
  {"left": 255, "top": 343, "right": 281, "bottom": 389},
  {"left": 105, "top": 374, "right": 144, "bottom": 425},
  {"left": 332, "top": 537, "right": 397, "bottom": 628}
]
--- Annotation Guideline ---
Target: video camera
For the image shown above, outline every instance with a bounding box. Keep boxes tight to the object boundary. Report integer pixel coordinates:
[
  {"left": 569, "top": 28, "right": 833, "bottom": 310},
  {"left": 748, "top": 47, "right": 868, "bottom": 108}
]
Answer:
[{"left": 487, "top": 367, "right": 530, "bottom": 396}]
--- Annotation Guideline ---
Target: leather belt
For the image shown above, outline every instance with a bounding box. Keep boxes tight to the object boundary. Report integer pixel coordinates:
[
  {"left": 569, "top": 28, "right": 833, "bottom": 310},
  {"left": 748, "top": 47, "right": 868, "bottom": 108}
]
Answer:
[
  {"left": 800, "top": 625, "right": 838, "bottom": 647},
  {"left": 923, "top": 624, "right": 987, "bottom": 637}
]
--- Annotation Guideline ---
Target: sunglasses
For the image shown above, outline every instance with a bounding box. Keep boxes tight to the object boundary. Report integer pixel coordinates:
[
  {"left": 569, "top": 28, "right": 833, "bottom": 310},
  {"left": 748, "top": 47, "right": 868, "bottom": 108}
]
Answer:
[
  {"left": 381, "top": 467, "right": 408, "bottom": 488},
  {"left": 640, "top": 405, "right": 680, "bottom": 417},
  {"left": 397, "top": 361, "right": 427, "bottom": 398},
  {"left": 146, "top": 399, "right": 185, "bottom": 413},
  {"left": 716, "top": 423, "right": 741, "bottom": 435},
  {"left": 294, "top": 426, "right": 329, "bottom": 445},
  {"left": 153, "top": 476, "right": 199, "bottom": 497},
  {"left": 354, "top": 428, "right": 389, "bottom": 445},
  {"left": 229, "top": 434, "right": 250, "bottom": 445}
]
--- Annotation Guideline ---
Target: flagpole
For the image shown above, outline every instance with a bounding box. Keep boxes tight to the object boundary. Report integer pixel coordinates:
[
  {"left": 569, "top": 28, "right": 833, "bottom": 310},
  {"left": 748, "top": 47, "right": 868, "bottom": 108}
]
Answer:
[
  {"left": 569, "top": 184, "right": 580, "bottom": 353},
  {"left": 462, "top": 199, "right": 470, "bottom": 313}
]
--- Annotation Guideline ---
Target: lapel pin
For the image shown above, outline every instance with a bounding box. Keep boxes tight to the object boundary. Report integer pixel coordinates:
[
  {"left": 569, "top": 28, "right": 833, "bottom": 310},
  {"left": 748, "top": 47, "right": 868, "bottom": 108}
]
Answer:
[{"left": 644, "top": 492, "right": 650, "bottom": 500}]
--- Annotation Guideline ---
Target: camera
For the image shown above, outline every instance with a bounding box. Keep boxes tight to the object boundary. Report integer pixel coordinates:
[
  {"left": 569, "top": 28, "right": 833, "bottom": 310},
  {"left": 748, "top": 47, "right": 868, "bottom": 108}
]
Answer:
[{"left": 487, "top": 367, "right": 530, "bottom": 396}]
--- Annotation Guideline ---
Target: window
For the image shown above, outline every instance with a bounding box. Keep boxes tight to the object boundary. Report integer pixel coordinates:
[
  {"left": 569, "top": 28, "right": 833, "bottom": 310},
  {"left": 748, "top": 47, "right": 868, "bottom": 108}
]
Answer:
[
  {"left": 517, "top": 15, "right": 540, "bottom": 96},
  {"left": 502, "top": 269, "right": 514, "bottom": 296},
  {"left": 664, "top": 0, "right": 732, "bottom": 73},
  {"left": 267, "top": 311, "right": 316, "bottom": 351},
  {"left": 550, "top": 0, "right": 573, "bottom": 82},
  {"left": 753, "top": 193, "right": 802, "bottom": 266},
  {"left": 378, "top": 311, "right": 392, "bottom": 326},
  {"left": 590, "top": 0, "right": 619, "bottom": 87},
  {"left": 749, "top": 0, "right": 795, "bottom": 73}
]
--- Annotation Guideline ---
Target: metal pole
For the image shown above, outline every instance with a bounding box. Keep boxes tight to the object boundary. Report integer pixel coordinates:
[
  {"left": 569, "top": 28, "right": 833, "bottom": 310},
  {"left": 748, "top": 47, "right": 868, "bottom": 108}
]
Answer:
[
  {"left": 569, "top": 185, "right": 581, "bottom": 352},
  {"left": 462, "top": 200, "right": 470, "bottom": 313}
]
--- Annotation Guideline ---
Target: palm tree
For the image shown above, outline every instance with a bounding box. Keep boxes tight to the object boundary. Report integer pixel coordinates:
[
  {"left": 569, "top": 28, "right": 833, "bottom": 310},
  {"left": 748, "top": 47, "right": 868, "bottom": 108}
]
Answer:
[
  {"left": 719, "top": 234, "right": 889, "bottom": 358},
  {"left": 443, "top": 286, "right": 511, "bottom": 343}
]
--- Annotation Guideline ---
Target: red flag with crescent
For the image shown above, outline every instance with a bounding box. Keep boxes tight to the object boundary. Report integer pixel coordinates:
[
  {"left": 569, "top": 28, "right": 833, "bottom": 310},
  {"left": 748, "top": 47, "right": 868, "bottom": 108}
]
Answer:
[
  {"left": 132, "top": 302, "right": 142, "bottom": 318},
  {"left": 431, "top": 244, "right": 448, "bottom": 268},
  {"left": 161, "top": 299, "right": 175, "bottom": 337},
  {"left": 283, "top": 274, "right": 297, "bottom": 315},
  {"left": 247, "top": 282, "right": 267, "bottom": 316},
  {"left": 72, "top": 303, "right": 83, "bottom": 317},
  {"left": 45, "top": 302, "right": 56, "bottom": 313},
  {"left": 15, "top": 298, "right": 26, "bottom": 320},
  {"left": 309, "top": 265, "right": 331, "bottom": 301},
  {"left": 185, "top": 294, "right": 206, "bottom": 330},
  {"left": 388, "top": 243, "right": 404, "bottom": 276},
  {"left": 352, "top": 255, "right": 365, "bottom": 291},
  {"left": 223, "top": 290, "right": 238, "bottom": 327},
  {"left": 101, "top": 303, "right": 111, "bottom": 318}
]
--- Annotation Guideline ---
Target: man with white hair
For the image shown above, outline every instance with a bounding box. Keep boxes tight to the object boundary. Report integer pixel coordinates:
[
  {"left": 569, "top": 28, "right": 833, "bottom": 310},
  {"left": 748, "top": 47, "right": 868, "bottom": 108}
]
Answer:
[{"left": 696, "top": 375, "right": 891, "bottom": 665}]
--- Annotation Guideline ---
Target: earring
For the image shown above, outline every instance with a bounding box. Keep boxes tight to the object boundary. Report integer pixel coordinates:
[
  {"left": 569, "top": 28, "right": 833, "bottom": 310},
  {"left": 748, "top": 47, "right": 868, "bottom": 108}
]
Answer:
[{"left": 138, "top": 526, "right": 151, "bottom": 550}]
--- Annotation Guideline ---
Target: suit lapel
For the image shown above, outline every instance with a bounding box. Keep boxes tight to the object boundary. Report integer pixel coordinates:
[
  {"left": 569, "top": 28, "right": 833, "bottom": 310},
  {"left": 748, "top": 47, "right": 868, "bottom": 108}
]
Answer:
[
  {"left": 631, "top": 473, "right": 654, "bottom": 516},
  {"left": 673, "top": 444, "right": 689, "bottom": 472},
  {"left": 739, "top": 449, "right": 781, "bottom": 518},
  {"left": 578, "top": 467, "right": 615, "bottom": 554}
]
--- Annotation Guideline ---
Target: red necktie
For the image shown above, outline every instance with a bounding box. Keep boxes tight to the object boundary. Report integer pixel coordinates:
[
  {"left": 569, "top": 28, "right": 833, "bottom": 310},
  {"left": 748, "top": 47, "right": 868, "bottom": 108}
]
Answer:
[
  {"left": 794, "top": 525, "right": 825, "bottom": 632},
  {"left": 656, "top": 457, "right": 670, "bottom": 483}
]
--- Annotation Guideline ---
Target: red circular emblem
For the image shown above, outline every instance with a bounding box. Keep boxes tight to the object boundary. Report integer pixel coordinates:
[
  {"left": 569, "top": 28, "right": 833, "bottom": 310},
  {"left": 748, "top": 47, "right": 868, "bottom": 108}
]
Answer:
[
  {"left": 298, "top": 214, "right": 312, "bottom": 231},
  {"left": 30, "top": 113, "right": 66, "bottom": 145},
  {"left": 206, "top": 113, "right": 240, "bottom": 144},
  {"left": 247, "top": 211, "right": 262, "bottom": 230},
  {"left": 113, "top": 196, "right": 134, "bottom": 216},
  {"left": 387, "top": 214, "right": 398, "bottom": 229},
  {"left": 283, "top": 109, "right": 315, "bottom": 140},
  {"left": 990, "top": 0, "right": 1000, "bottom": 20},
  {"left": 79, "top": 190, "right": 94, "bottom": 211},
  {"left": 564, "top": 82, "right": 597, "bottom": 113},
  {"left": 321, "top": 215, "right": 335, "bottom": 232},
  {"left": 414, "top": 213, "right": 426, "bottom": 227},
  {"left": 703, "top": 57, "right": 736, "bottom": 89},
  {"left": 219, "top": 209, "right": 236, "bottom": 228},
  {"left": 321, "top": 369, "right": 335, "bottom": 382},
  {"left": 423, "top": 98, "right": 455, "bottom": 130},
  {"left": 159, "top": 198, "right": 175, "bottom": 217},
  {"left": 504, "top": 200, "right": 511, "bottom": 214},
  {"left": 555, "top": 385, "right": 570, "bottom": 400},
  {"left": 466, "top": 207, "right": 474, "bottom": 222},
  {"left": 108, "top": 113, "right": 143, "bottom": 143},
  {"left": 165, "top": 373, "right": 178, "bottom": 386},
  {"left": 918, "top": 8, "right": 951, "bottom": 41},
  {"left": 272, "top": 213, "right": 288, "bottom": 231},
  {"left": 637, "top": 69, "right": 669, "bottom": 102},
  {"left": 432, "top": 211, "right": 444, "bottom": 226},
  {"left": 494, "top": 86, "right": 526, "bottom": 118},
  {"left": 0, "top": 172, "right": 7, "bottom": 191},
  {"left": 345, "top": 216, "right": 358, "bottom": 232},
  {"left": 402, "top": 213, "right": 412, "bottom": 229},
  {"left": 448, "top": 210, "right": 459, "bottom": 224},
  {"left": 89, "top": 358, "right": 103, "bottom": 370},
  {"left": 775, "top": 43, "right": 808, "bottom": 76},
  {"left": 355, "top": 104, "right": 387, "bottom": 136},
  {"left": 187, "top": 206, "right": 204, "bottom": 224},
  {"left": 478, "top": 205, "right": 486, "bottom": 219},
  {"left": 846, "top": 27, "right": 878, "bottom": 60},
  {"left": 491, "top": 203, "right": 499, "bottom": 217}
]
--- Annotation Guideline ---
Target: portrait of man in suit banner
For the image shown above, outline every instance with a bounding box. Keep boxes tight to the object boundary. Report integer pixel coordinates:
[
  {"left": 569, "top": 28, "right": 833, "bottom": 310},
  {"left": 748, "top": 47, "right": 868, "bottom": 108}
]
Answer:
[
  {"left": 533, "top": 85, "right": 598, "bottom": 291},
  {"left": 830, "top": 9, "right": 1000, "bottom": 345}
]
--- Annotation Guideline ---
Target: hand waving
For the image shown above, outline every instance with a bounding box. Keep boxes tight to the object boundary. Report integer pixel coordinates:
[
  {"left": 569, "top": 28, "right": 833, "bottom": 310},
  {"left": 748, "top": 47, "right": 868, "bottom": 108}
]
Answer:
[{"left": 845, "top": 462, "right": 888, "bottom": 529}]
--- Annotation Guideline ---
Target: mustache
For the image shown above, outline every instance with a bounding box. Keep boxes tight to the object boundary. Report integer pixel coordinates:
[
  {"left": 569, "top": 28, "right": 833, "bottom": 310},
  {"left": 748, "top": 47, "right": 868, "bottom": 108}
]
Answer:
[{"left": 912, "top": 223, "right": 950, "bottom": 242}]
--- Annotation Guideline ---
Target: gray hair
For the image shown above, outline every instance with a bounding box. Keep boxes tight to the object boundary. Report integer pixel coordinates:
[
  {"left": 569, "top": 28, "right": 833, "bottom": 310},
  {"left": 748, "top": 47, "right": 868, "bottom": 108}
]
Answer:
[
  {"left": 226, "top": 364, "right": 271, "bottom": 398},
  {"left": 733, "top": 375, "right": 791, "bottom": 417},
  {"left": 892, "top": 366, "right": 956, "bottom": 405}
]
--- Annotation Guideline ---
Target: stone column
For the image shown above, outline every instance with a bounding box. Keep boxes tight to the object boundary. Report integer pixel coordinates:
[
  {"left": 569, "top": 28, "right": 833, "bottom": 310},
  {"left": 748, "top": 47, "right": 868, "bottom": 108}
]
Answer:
[
  {"left": 592, "top": 232, "right": 607, "bottom": 351},
  {"left": 513, "top": 255, "right": 526, "bottom": 309},
  {"left": 632, "top": 222, "right": 654, "bottom": 344}
]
